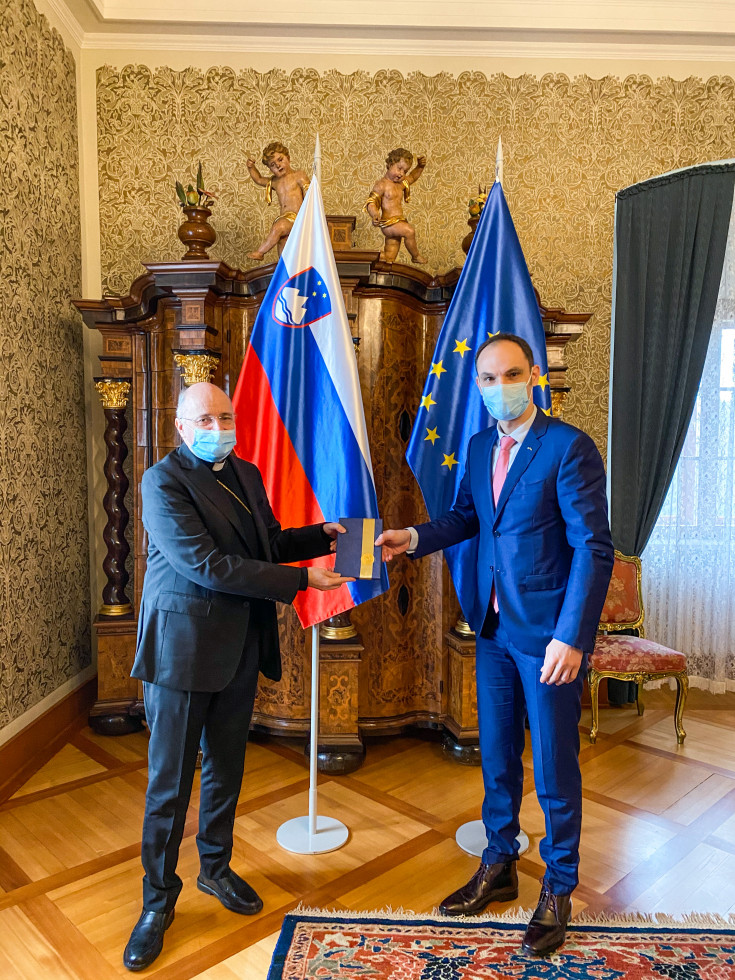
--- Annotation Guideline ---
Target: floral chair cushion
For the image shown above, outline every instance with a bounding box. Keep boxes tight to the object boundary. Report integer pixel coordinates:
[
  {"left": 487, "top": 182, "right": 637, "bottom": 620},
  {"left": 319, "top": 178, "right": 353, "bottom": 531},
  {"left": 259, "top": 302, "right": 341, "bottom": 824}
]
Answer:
[
  {"left": 591, "top": 634, "right": 687, "bottom": 674},
  {"left": 600, "top": 555, "right": 641, "bottom": 626}
]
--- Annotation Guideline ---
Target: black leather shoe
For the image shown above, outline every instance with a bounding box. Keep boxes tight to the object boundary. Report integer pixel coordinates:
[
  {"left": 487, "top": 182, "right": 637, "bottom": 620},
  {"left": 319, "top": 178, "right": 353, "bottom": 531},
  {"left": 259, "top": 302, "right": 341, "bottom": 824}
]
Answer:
[
  {"left": 438, "top": 861, "right": 518, "bottom": 916},
  {"left": 521, "top": 884, "right": 572, "bottom": 956},
  {"left": 123, "top": 909, "right": 175, "bottom": 971},
  {"left": 197, "top": 869, "right": 263, "bottom": 915}
]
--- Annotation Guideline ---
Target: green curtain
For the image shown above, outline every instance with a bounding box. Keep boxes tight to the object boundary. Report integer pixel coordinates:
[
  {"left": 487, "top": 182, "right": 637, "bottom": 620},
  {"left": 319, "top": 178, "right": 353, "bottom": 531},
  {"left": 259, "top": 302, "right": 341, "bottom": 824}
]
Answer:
[{"left": 607, "top": 162, "right": 735, "bottom": 703}]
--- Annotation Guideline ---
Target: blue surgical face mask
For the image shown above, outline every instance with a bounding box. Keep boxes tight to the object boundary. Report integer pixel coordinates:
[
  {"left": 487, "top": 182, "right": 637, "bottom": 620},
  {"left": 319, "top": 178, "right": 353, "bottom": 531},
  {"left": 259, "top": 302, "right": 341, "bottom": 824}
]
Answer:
[
  {"left": 480, "top": 375, "right": 532, "bottom": 421},
  {"left": 190, "top": 427, "right": 237, "bottom": 463}
]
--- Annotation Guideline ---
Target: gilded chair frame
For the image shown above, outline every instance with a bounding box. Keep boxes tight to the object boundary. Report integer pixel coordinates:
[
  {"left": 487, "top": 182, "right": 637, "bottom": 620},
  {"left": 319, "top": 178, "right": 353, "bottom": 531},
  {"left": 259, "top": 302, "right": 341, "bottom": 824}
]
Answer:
[
  {"left": 599, "top": 550, "right": 645, "bottom": 636},
  {"left": 588, "top": 667, "right": 688, "bottom": 744},
  {"left": 588, "top": 550, "right": 688, "bottom": 745}
]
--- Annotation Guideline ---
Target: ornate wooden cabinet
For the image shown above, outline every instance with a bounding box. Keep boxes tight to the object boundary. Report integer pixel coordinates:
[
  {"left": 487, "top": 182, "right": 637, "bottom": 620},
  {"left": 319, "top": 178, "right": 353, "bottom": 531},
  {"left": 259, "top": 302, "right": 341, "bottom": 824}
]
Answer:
[{"left": 76, "top": 235, "right": 589, "bottom": 771}]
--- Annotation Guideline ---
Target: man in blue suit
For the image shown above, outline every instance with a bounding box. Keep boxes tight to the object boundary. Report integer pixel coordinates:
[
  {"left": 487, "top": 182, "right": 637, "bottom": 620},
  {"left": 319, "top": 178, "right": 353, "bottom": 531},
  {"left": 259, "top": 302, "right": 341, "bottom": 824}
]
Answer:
[{"left": 377, "top": 334, "right": 613, "bottom": 956}]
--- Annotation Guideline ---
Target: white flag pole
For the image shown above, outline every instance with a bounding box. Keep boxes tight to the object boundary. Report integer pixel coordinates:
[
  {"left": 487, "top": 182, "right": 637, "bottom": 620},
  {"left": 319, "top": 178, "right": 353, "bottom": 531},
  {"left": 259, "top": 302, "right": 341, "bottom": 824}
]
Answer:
[
  {"left": 308, "top": 623, "right": 319, "bottom": 841},
  {"left": 495, "top": 136, "right": 504, "bottom": 185},
  {"left": 276, "top": 622, "right": 349, "bottom": 854},
  {"left": 314, "top": 133, "right": 322, "bottom": 185}
]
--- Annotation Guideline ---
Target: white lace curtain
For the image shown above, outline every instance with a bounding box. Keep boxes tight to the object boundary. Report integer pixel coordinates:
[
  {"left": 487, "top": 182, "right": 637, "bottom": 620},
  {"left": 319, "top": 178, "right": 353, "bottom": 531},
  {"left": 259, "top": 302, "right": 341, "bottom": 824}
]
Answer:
[{"left": 642, "top": 203, "right": 735, "bottom": 692}]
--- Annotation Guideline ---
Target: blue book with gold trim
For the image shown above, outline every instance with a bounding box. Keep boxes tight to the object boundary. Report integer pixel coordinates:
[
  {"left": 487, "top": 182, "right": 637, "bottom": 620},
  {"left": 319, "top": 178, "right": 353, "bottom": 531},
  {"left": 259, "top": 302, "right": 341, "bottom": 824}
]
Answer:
[{"left": 334, "top": 518, "right": 383, "bottom": 580}]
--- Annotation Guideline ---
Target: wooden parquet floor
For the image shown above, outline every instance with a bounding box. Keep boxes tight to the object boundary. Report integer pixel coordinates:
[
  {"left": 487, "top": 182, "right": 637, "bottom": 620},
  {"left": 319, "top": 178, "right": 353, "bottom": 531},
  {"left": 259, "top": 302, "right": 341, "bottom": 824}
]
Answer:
[{"left": 1, "top": 690, "right": 734, "bottom": 978}]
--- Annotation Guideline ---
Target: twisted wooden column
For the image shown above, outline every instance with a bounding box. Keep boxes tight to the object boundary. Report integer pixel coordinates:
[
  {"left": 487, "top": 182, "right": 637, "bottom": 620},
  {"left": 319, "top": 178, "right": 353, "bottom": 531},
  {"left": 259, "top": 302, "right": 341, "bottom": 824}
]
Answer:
[{"left": 95, "top": 379, "right": 133, "bottom": 616}]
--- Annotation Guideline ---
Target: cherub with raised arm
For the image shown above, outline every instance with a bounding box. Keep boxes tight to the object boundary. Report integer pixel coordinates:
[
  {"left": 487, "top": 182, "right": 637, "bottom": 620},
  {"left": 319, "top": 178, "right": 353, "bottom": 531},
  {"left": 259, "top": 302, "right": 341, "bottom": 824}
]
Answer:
[
  {"left": 364, "top": 147, "right": 427, "bottom": 264},
  {"left": 246, "top": 142, "right": 310, "bottom": 260}
]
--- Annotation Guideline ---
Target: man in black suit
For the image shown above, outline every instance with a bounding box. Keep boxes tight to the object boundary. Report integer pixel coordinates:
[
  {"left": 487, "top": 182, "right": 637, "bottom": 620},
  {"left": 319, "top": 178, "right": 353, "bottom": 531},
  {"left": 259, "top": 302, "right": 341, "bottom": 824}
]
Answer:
[{"left": 123, "top": 382, "right": 352, "bottom": 972}]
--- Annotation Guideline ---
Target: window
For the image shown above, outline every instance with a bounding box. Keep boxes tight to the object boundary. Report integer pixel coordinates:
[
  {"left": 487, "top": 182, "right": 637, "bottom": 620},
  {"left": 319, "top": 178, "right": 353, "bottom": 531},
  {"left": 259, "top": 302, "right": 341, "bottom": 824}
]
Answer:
[{"left": 642, "top": 285, "right": 735, "bottom": 690}]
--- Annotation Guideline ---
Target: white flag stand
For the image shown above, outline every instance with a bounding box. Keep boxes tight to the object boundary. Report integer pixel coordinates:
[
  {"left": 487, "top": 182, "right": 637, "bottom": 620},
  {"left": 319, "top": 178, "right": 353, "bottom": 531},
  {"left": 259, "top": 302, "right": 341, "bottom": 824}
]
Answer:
[
  {"left": 455, "top": 820, "right": 529, "bottom": 858},
  {"left": 276, "top": 624, "right": 349, "bottom": 854}
]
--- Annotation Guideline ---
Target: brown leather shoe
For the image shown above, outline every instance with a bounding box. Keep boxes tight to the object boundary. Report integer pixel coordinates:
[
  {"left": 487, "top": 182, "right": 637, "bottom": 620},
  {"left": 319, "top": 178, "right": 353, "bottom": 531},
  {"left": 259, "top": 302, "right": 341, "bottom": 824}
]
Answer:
[
  {"left": 521, "top": 884, "right": 572, "bottom": 956},
  {"left": 438, "top": 861, "right": 518, "bottom": 916}
]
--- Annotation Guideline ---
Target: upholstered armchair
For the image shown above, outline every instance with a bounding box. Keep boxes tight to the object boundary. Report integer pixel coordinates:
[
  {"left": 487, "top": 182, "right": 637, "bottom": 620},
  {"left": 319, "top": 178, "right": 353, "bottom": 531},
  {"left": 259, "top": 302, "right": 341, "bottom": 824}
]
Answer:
[{"left": 588, "top": 551, "right": 688, "bottom": 744}]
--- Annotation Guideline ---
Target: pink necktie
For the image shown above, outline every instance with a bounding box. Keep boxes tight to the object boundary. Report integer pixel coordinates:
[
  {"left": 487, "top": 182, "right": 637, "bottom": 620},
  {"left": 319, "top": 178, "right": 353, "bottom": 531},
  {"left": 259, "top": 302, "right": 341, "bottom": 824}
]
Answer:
[
  {"left": 493, "top": 436, "right": 516, "bottom": 505},
  {"left": 491, "top": 435, "right": 515, "bottom": 611}
]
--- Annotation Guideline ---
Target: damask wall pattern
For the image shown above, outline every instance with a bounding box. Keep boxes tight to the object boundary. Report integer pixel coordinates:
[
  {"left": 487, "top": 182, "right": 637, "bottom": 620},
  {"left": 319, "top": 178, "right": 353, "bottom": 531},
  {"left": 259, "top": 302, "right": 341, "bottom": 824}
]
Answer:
[
  {"left": 96, "top": 66, "right": 735, "bottom": 454},
  {"left": 0, "top": 0, "right": 90, "bottom": 731}
]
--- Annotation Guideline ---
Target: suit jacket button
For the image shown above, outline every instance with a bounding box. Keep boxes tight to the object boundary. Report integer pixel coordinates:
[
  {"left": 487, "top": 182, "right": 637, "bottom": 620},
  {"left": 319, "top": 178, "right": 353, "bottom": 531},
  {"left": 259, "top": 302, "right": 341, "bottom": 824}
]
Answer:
[{"left": 494, "top": 531, "right": 500, "bottom": 537}]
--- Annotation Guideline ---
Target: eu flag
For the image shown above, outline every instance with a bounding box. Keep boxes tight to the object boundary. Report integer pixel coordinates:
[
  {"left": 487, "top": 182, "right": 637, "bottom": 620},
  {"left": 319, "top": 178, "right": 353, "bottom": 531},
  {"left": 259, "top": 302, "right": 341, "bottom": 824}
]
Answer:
[{"left": 406, "top": 181, "right": 551, "bottom": 621}]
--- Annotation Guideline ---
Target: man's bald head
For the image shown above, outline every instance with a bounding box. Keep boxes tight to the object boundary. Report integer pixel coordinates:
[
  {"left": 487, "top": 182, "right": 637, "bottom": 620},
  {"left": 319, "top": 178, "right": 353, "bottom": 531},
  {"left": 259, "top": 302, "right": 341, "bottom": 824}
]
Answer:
[
  {"left": 175, "top": 383, "right": 236, "bottom": 453},
  {"left": 176, "top": 382, "right": 233, "bottom": 421}
]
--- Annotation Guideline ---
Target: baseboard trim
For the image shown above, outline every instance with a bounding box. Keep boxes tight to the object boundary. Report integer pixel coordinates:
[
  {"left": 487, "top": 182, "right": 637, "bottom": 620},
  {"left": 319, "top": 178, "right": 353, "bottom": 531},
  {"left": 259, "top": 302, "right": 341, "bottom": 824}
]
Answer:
[{"left": 0, "top": 678, "right": 97, "bottom": 803}]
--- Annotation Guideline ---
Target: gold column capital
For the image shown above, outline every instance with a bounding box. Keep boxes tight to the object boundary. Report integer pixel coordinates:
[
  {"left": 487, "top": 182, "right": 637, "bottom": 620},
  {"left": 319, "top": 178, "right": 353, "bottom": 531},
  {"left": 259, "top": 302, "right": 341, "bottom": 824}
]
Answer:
[
  {"left": 95, "top": 379, "right": 131, "bottom": 410},
  {"left": 174, "top": 352, "right": 220, "bottom": 386},
  {"left": 551, "top": 389, "right": 568, "bottom": 419}
]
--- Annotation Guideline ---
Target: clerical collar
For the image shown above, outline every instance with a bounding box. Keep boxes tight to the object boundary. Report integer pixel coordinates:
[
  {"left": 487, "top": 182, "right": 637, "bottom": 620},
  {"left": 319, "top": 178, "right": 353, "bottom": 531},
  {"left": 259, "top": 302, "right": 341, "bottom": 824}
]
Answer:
[{"left": 198, "top": 456, "right": 229, "bottom": 472}]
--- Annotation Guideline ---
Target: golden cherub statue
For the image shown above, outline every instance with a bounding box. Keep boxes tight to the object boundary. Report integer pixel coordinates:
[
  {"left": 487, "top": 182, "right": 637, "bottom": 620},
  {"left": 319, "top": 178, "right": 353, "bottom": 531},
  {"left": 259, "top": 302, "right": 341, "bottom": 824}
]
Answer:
[
  {"left": 364, "top": 148, "right": 427, "bottom": 264},
  {"left": 246, "top": 142, "right": 309, "bottom": 260}
]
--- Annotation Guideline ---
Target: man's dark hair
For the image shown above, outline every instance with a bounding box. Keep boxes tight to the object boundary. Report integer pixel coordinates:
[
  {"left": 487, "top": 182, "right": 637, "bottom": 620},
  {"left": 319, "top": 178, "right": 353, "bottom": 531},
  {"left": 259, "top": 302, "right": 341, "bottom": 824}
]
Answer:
[{"left": 475, "top": 332, "right": 535, "bottom": 371}]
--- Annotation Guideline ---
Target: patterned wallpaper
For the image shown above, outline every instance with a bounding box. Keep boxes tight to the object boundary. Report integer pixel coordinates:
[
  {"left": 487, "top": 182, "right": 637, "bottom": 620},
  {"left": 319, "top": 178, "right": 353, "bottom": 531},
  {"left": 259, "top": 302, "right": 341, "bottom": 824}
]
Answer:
[
  {"left": 0, "top": 0, "right": 90, "bottom": 730},
  {"left": 96, "top": 66, "right": 735, "bottom": 453}
]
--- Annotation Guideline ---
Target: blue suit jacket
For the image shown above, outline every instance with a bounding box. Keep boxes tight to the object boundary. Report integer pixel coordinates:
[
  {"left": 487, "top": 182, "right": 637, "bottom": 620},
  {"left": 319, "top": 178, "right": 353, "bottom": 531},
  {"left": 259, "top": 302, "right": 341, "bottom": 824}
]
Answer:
[{"left": 413, "top": 412, "right": 614, "bottom": 656}]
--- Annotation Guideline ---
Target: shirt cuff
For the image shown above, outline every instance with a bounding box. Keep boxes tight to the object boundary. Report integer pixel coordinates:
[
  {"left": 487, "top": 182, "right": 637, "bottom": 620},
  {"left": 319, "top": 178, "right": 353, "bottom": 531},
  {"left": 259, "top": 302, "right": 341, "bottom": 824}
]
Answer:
[
  {"left": 407, "top": 527, "right": 419, "bottom": 553},
  {"left": 298, "top": 567, "right": 309, "bottom": 591}
]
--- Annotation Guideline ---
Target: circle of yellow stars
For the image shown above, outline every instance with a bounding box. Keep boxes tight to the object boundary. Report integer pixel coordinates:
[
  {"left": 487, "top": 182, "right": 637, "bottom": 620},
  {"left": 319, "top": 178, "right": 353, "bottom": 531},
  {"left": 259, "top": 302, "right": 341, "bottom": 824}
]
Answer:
[
  {"left": 418, "top": 334, "right": 552, "bottom": 471},
  {"left": 418, "top": 339, "right": 475, "bottom": 471}
]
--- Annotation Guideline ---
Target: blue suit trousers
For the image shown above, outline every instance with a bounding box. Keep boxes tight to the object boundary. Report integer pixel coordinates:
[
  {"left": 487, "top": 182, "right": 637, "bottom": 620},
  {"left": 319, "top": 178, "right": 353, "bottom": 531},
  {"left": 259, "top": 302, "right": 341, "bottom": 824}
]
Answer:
[{"left": 476, "top": 623, "right": 586, "bottom": 895}]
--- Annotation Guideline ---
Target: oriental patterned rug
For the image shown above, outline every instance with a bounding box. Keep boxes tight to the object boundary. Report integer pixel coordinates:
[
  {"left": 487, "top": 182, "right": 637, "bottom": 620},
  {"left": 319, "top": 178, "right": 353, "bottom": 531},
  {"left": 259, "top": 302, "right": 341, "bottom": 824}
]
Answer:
[{"left": 267, "top": 908, "right": 735, "bottom": 979}]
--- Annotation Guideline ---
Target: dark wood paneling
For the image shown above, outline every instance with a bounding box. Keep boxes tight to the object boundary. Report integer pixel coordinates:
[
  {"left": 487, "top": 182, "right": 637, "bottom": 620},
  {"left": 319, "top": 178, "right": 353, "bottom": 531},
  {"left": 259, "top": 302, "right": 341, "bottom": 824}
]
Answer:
[{"left": 76, "top": 254, "right": 589, "bottom": 763}]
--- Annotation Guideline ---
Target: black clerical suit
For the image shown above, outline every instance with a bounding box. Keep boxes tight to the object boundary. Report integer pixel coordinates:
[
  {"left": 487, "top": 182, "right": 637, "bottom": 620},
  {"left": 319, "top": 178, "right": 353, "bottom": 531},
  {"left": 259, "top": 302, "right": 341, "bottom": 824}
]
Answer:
[{"left": 132, "top": 442, "right": 331, "bottom": 912}]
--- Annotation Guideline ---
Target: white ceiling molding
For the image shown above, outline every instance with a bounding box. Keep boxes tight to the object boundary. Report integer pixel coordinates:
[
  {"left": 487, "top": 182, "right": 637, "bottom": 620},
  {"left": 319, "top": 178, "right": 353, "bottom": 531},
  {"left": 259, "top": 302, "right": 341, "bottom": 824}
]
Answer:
[
  {"left": 77, "top": 0, "right": 735, "bottom": 34},
  {"left": 41, "top": 0, "right": 86, "bottom": 47},
  {"left": 79, "top": 29, "right": 735, "bottom": 63},
  {"left": 42, "top": 0, "right": 735, "bottom": 61}
]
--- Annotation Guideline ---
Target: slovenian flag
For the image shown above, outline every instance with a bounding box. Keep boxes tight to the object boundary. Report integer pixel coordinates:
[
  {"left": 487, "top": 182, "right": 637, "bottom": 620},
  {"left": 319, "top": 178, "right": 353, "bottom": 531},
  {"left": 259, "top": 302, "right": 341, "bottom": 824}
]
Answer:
[{"left": 232, "top": 172, "right": 389, "bottom": 628}]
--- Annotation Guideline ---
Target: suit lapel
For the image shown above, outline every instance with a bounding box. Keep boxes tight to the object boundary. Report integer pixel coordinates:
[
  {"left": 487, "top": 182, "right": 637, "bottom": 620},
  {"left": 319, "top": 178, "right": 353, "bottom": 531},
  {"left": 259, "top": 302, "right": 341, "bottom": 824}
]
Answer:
[
  {"left": 484, "top": 426, "right": 500, "bottom": 521},
  {"left": 493, "top": 411, "right": 547, "bottom": 525},
  {"left": 175, "top": 445, "right": 253, "bottom": 553},
  {"left": 229, "top": 459, "right": 272, "bottom": 560}
]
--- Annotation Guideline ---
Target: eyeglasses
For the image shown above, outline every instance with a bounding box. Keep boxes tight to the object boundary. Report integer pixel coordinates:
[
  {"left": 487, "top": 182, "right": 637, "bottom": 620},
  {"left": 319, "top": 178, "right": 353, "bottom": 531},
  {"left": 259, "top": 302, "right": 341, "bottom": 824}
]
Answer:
[{"left": 179, "top": 413, "right": 236, "bottom": 429}]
